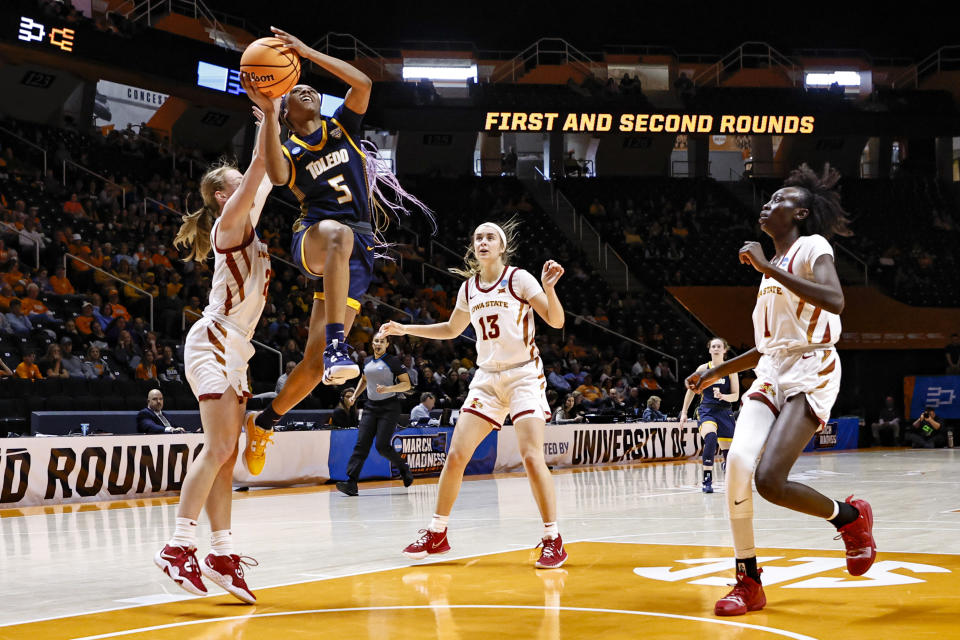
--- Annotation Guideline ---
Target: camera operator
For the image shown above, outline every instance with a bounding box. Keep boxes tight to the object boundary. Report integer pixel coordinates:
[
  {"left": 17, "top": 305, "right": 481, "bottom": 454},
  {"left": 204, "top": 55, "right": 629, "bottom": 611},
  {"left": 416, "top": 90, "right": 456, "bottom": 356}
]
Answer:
[{"left": 906, "top": 407, "right": 945, "bottom": 448}]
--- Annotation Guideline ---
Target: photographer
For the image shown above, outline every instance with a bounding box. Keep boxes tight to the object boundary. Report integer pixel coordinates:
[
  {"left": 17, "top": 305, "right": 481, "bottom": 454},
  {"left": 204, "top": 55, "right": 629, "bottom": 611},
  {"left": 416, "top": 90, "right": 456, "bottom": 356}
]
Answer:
[{"left": 906, "top": 407, "right": 945, "bottom": 448}]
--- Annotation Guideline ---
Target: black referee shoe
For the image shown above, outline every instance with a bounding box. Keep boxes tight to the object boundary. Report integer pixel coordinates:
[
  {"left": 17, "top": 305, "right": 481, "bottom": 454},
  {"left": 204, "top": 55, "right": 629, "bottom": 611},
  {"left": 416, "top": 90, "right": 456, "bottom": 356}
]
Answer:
[{"left": 336, "top": 480, "right": 358, "bottom": 496}]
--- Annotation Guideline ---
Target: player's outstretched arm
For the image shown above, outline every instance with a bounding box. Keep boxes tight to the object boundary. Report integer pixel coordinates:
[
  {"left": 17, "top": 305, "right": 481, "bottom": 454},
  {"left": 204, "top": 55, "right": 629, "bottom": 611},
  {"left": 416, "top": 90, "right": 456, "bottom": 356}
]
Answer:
[
  {"left": 529, "top": 260, "right": 565, "bottom": 328},
  {"left": 686, "top": 348, "right": 761, "bottom": 393},
  {"left": 217, "top": 107, "right": 269, "bottom": 247},
  {"left": 270, "top": 27, "right": 372, "bottom": 115},
  {"left": 378, "top": 308, "right": 472, "bottom": 342},
  {"left": 241, "top": 74, "right": 290, "bottom": 187}
]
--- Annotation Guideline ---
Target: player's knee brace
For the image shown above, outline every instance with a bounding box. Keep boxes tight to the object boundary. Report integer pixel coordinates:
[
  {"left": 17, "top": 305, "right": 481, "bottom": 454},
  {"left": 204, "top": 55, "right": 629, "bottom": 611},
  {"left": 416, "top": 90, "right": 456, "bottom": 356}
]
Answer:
[{"left": 702, "top": 431, "right": 718, "bottom": 467}]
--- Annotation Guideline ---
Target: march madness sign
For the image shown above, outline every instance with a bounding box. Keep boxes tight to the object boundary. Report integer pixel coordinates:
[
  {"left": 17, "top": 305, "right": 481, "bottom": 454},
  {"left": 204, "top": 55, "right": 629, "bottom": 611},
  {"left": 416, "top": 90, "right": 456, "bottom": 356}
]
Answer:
[{"left": 392, "top": 432, "right": 447, "bottom": 476}]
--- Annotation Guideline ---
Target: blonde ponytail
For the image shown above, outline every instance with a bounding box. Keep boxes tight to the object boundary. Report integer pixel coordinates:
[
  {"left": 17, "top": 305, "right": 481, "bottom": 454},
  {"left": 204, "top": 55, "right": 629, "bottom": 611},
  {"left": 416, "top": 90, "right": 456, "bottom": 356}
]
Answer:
[
  {"left": 173, "top": 162, "right": 236, "bottom": 262},
  {"left": 450, "top": 216, "right": 521, "bottom": 279}
]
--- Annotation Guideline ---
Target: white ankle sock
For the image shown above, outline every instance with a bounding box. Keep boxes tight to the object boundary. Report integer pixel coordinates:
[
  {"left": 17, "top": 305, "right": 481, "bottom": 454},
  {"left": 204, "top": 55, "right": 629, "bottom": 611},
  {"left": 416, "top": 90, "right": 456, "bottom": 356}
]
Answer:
[
  {"left": 429, "top": 514, "right": 449, "bottom": 533},
  {"left": 169, "top": 517, "right": 198, "bottom": 548},
  {"left": 210, "top": 530, "right": 234, "bottom": 556},
  {"left": 827, "top": 500, "right": 840, "bottom": 521},
  {"left": 543, "top": 522, "right": 559, "bottom": 540}
]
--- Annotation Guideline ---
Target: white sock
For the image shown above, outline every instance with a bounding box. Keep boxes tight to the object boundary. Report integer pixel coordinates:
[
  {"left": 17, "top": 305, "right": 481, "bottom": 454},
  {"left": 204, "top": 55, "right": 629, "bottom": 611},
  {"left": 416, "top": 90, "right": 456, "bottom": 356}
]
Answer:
[
  {"left": 169, "top": 517, "right": 198, "bottom": 548},
  {"left": 429, "top": 514, "right": 449, "bottom": 533},
  {"left": 826, "top": 500, "right": 840, "bottom": 521},
  {"left": 543, "top": 522, "right": 559, "bottom": 540},
  {"left": 210, "top": 529, "right": 234, "bottom": 556}
]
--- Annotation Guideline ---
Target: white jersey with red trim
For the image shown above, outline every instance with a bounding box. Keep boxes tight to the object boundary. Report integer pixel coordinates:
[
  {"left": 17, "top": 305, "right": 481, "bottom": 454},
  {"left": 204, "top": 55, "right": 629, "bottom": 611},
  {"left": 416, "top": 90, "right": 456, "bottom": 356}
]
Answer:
[
  {"left": 203, "top": 217, "right": 271, "bottom": 340},
  {"left": 752, "top": 234, "right": 840, "bottom": 355},
  {"left": 455, "top": 265, "right": 544, "bottom": 370}
]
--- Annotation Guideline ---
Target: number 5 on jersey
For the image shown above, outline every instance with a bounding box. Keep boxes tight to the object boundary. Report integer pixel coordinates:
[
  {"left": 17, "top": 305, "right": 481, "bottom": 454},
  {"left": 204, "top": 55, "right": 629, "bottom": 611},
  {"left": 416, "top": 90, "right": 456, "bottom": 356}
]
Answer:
[
  {"left": 328, "top": 174, "right": 353, "bottom": 204},
  {"left": 478, "top": 315, "right": 500, "bottom": 340}
]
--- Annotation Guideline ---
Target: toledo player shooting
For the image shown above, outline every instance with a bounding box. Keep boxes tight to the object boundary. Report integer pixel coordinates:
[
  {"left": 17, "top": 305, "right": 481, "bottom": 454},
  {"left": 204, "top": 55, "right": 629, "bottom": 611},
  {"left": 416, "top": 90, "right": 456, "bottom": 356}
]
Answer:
[
  {"left": 379, "top": 219, "right": 569, "bottom": 569},
  {"left": 240, "top": 27, "right": 430, "bottom": 475}
]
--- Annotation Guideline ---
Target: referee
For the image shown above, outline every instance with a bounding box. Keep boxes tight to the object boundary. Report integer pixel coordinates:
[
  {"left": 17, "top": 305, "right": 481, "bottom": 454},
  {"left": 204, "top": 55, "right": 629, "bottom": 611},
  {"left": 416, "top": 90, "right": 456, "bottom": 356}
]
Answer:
[{"left": 336, "top": 333, "right": 414, "bottom": 496}]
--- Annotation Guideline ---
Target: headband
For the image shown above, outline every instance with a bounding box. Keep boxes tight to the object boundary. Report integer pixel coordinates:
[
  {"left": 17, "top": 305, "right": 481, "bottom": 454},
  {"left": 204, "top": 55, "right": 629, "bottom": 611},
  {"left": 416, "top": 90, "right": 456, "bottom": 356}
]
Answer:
[{"left": 476, "top": 222, "right": 507, "bottom": 248}]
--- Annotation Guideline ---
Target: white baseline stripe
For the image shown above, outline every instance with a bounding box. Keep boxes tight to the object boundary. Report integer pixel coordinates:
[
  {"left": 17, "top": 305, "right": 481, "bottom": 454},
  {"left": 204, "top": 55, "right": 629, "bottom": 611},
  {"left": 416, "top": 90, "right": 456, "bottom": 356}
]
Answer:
[{"left": 69, "top": 605, "right": 819, "bottom": 640}]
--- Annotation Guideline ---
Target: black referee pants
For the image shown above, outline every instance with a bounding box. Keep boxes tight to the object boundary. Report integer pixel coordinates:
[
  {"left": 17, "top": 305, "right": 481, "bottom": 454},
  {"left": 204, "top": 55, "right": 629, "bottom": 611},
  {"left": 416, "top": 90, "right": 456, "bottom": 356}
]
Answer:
[{"left": 346, "top": 400, "right": 410, "bottom": 481}]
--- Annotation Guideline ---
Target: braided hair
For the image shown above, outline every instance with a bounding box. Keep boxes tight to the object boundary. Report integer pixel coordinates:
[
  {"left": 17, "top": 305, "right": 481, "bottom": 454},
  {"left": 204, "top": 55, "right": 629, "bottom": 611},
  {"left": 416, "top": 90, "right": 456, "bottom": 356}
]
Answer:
[{"left": 782, "top": 163, "right": 853, "bottom": 240}]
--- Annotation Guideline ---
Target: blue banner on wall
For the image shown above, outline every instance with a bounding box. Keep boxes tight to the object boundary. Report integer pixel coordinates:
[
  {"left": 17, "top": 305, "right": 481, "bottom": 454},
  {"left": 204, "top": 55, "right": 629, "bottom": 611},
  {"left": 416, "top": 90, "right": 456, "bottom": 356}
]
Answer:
[
  {"left": 909, "top": 376, "right": 960, "bottom": 419},
  {"left": 803, "top": 417, "right": 858, "bottom": 452},
  {"left": 327, "top": 426, "right": 498, "bottom": 482}
]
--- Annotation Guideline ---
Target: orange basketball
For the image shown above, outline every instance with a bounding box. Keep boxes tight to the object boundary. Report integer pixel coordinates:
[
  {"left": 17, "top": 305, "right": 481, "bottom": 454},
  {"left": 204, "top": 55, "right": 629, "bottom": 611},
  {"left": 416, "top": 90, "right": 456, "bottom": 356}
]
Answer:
[{"left": 240, "top": 37, "right": 301, "bottom": 98}]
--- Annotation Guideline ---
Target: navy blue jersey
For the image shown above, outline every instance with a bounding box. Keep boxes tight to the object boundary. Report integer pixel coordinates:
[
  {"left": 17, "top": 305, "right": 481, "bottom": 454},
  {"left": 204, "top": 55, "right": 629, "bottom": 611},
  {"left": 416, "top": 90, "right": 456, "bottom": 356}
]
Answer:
[
  {"left": 281, "top": 104, "right": 372, "bottom": 233},
  {"left": 699, "top": 361, "right": 732, "bottom": 409}
]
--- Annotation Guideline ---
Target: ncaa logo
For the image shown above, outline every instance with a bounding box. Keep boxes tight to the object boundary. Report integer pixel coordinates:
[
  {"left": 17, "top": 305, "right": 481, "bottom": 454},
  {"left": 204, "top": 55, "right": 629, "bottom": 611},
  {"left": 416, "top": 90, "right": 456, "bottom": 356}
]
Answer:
[{"left": 634, "top": 556, "right": 949, "bottom": 588}]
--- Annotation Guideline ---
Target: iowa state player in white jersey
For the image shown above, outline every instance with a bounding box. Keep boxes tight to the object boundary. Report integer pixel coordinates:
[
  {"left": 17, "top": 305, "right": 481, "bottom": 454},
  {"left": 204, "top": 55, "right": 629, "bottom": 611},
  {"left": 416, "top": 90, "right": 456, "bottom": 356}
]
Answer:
[
  {"left": 685, "top": 164, "right": 876, "bottom": 617},
  {"left": 379, "top": 219, "right": 569, "bottom": 568},
  {"left": 154, "top": 110, "right": 273, "bottom": 605}
]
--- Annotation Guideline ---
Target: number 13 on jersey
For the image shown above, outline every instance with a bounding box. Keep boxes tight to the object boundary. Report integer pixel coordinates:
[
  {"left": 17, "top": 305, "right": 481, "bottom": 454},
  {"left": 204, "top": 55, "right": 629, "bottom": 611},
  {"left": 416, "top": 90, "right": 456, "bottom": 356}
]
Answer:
[{"left": 478, "top": 314, "right": 500, "bottom": 340}]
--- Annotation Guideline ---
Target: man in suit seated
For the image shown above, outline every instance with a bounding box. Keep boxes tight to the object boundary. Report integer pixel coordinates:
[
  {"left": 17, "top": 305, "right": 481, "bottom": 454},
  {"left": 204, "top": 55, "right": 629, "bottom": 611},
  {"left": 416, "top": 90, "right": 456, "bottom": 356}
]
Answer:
[{"left": 137, "top": 389, "right": 185, "bottom": 434}]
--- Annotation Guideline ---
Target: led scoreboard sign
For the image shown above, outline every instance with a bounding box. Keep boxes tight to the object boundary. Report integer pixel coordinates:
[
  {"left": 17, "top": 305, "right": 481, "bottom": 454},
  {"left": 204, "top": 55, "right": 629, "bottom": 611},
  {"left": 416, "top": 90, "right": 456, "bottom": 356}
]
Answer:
[{"left": 17, "top": 16, "right": 75, "bottom": 52}]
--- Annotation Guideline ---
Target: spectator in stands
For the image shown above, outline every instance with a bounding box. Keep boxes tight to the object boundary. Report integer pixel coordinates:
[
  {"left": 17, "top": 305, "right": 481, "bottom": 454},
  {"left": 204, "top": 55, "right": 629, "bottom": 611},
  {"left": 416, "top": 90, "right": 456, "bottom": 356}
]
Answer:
[
  {"left": 18, "top": 218, "right": 46, "bottom": 255},
  {"left": 575, "top": 374, "right": 603, "bottom": 408},
  {"left": 276, "top": 360, "right": 297, "bottom": 393},
  {"left": 104, "top": 289, "right": 131, "bottom": 322},
  {"left": 654, "top": 359, "right": 677, "bottom": 387},
  {"left": 15, "top": 350, "right": 43, "bottom": 380},
  {"left": 135, "top": 349, "right": 158, "bottom": 380},
  {"left": 417, "top": 365, "right": 446, "bottom": 402},
  {"left": 58, "top": 337, "right": 85, "bottom": 378},
  {"left": 401, "top": 354, "right": 419, "bottom": 388},
  {"left": 870, "top": 396, "right": 902, "bottom": 446},
  {"left": 563, "top": 361, "right": 587, "bottom": 387},
  {"left": 20, "top": 283, "right": 56, "bottom": 324},
  {"left": 545, "top": 361, "right": 571, "bottom": 393},
  {"left": 38, "top": 343, "right": 69, "bottom": 379},
  {"left": 75, "top": 301, "right": 98, "bottom": 334},
  {"left": 137, "top": 389, "right": 185, "bottom": 434},
  {"left": 410, "top": 392, "right": 436, "bottom": 424},
  {"left": 624, "top": 386, "right": 643, "bottom": 413},
  {"left": 82, "top": 345, "right": 114, "bottom": 380},
  {"left": 331, "top": 389, "right": 359, "bottom": 429},
  {"left": 62, "top": 193, "right": 86, "bottom": 218},
  {"left": 906, "top": 407, "right": 945, "bottom": 448},
  {"left": 553, "top": 394, "right": 585, "bottom": 424},
  {"left": 0, "top": 282, "right": 12, "bottom": 313},
  {"left": 642, "top": 395, "right": 668, "bottom": 422},
  {"left": 946, "top": 333, "right": 960, "bottom": 375},
  {"left": 443, "top": 368, "right": 469, "bottom": 406},
  {"left": 112, "top": 329, "right": 141, "bottom": 371},
  {"left": 86, "top": 322, "right": 110, "bottom": 352},
  {"left": 0, "top": 310, "right": 11, "bottom": 335},
  {"left": 48, "top": 266, "right": 74, "bottom": 295},
  {"left": 157, "top": 345, "right": 182, "bottom": 383},
  {"left": 4, "top": 299, "right": 32, "bottom": 336},
  {"left": 348, "top": 302, "right": 375, "bottom": 347}
]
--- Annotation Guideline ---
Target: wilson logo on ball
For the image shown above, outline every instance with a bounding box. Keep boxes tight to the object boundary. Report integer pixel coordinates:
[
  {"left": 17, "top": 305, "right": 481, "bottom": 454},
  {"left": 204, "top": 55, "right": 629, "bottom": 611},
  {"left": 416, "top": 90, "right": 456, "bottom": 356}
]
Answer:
[{"left": 248, "top": 72, "right": 275, "bottom": 82}]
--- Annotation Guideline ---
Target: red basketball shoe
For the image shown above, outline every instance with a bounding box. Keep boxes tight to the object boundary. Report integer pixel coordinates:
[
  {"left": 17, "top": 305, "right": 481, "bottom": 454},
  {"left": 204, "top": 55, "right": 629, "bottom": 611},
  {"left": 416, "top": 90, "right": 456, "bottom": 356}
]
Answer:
[
  {"left": 403, "top": 528, "right": 451, "bottom": 559},
  {"left": 201, "top": 553, "right": 258, "bottom": 604},
  {"left": 715, "top": 570, "right": 765, "bottom": 616},
  {"left": 835, "top": 495, "right": 876, "bottom": 576},
  {"left": 535, "top": 535, "right": 568, "bottom": 569},
  {"left": 154, "top": 544, "right": 207, "bottom": 596}
]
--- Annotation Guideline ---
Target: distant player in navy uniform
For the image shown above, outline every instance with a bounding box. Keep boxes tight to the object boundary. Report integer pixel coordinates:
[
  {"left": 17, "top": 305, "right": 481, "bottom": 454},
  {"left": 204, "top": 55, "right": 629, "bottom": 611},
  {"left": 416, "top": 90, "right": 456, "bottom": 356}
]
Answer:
[
  {"left": 680, "top": 337, "right": 739, "bottom": 493},
  {"left": 242, "top": 27, "right": 429, "bottom": 473}
]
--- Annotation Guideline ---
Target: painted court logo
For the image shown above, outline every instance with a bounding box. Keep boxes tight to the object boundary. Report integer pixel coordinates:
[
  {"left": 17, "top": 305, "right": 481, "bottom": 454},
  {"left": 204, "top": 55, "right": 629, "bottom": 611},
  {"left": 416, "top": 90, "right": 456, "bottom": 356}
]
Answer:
[{"left": 634, "top": 556, "right": 949, "bottom": 589}]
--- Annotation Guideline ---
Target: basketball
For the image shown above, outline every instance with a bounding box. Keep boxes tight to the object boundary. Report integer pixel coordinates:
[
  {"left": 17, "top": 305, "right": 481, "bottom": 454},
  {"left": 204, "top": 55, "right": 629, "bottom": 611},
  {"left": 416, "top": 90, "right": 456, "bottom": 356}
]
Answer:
[{"left": 240, "top": 37, "right": 301, "bottom": 98}]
